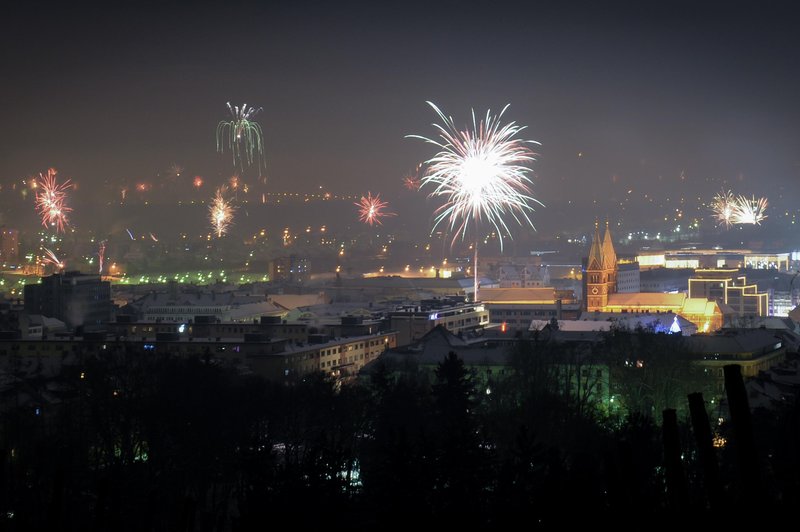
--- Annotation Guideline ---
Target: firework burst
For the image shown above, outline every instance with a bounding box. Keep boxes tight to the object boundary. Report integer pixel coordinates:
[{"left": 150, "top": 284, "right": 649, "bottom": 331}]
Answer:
[
  {"left": 710, "top": 189, "right": 736, "bottom": 227},
  {"left": 209, "top": 186, "right": 236, "bottom": 237},
  {"left": 402, "top": 163, "right": 424, "bottom": 190},
  {"left": 167, "top": 163, "right": 183, "bottom": 180},
  {"left": 409, "top": 102, "right": 542, "bottom": 299},
  {"left": 216, "top": 102, "right": 265, "bottom": 174},
  {"left": 402, "top": 175, "right": 420, "bottom": 191},
  {"left": 229, "top": 174, "right": 240, "bottom": 190},
  {"left": 35, "top": 168, "right": 72, "bottom": 233},
  {"left": 355, "top": 191, "right": 396, "bottom": 226},
  {"left": 410, "top": 102, "right": 542, "bottom": 246},
  {"left": 732, "top": 195, "right": 768, "bottom": 225}
]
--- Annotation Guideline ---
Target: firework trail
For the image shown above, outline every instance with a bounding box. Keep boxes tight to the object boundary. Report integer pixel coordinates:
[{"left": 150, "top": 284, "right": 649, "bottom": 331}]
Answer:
[
  {"left": 409, "top": 102, "right": 542, "bottom": 300},
  {"left": 216, "top": 102, "right": 265, "bottom": 174},
  {"left": 126, "top": 229, "right": 135, "bottom": 240},
  {"left": 710, "top": 189, "right": 736, "bottom": 228},
  {"left": 42, "top": 247, "right": 64, "bottom": 271},
  {"left": 732, "top": 195, "right": 768, "bottom": 225},
  {"left": 209, "top": 186, "right": 236, "bottom": 237},
  {"left": 97, "top": 240, "right": 107, "bottom": 274},
  {"left": 355, "top": 191, "right": 396, "bottom": 226},
  {"left": 35, "top": 168, "right": 72, "bottom": 233},
  {"left": 149, "top": 233, "right": 158, "bottom": 242}
]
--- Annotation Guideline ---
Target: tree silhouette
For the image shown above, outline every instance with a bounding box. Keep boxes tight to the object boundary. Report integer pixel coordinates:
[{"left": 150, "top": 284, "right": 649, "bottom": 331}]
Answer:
[{"left": 430, "top": 351, "right": 488, "bottom": 527}]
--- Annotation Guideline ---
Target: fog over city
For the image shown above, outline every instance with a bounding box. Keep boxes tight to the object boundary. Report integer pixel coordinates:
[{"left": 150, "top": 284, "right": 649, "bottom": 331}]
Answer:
[{"left": 2, "top": 1, "right": 799, "bottom": 256}]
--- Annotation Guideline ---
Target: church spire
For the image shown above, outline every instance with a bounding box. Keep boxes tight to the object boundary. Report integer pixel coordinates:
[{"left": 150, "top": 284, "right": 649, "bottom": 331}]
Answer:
[
  {"left": 588, "top": 219, "right": 603, "bottom": 270},
  {"left": 602, "top": 220, "right": 617, "bottom": 270}
]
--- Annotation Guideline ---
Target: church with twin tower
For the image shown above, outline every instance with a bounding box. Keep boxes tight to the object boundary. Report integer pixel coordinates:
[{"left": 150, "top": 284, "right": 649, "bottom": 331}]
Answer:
[{"left": 585, "top": 221, "right": 617, "bottom": 312}]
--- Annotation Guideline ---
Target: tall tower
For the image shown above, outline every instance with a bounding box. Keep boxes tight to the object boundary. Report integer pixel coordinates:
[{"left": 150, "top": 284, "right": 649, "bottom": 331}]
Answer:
[{"left": 585, "top": 220, "right": 618, "bottom": 311}]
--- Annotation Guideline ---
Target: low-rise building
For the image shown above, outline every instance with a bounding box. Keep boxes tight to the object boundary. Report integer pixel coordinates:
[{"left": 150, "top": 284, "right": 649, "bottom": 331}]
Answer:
[
  {"left": 250, "top": 331, "right": 397, "bottom": 382},
  {"left": 0, "top": 328, "right": 398, "bottom": 384},
  {"left": 479, "top": 287, "right": 581, "bottom": 330},
  {"left": 497, "top": 263, "right": 550, "bottom": 288},
  {"left": 388, "top": 298, "right": 490, "bottom": 346},
  {"left": 685, "top": 328, "right": 788, "bottom": 393}
]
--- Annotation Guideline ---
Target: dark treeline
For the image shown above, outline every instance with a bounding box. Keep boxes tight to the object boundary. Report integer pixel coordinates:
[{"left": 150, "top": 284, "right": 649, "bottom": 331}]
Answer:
[{"left": 1, "top": 337, "right": 799, "bottom": 530}]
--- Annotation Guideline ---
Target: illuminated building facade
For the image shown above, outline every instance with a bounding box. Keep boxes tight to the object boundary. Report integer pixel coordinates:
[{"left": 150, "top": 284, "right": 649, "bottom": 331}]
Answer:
[
  {"left": 770, "top": 289, "right": 799, "bottom": 317},
  {"left": 688, "top": 269, "right": 770, "bottom": 317},
  {"left": 637, "top": 249, "right": 790, "bottom": 271}
]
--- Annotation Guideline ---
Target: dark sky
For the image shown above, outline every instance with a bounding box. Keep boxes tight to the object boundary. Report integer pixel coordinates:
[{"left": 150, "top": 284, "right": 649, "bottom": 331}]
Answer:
[{"left": 2, "top": 0, "right": 800, "bottom": 235}]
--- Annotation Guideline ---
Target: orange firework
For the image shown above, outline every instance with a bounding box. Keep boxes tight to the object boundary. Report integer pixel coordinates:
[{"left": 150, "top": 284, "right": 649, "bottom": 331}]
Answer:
[{"left": 209, "top": 186, "right": 236, "bottom": 237}]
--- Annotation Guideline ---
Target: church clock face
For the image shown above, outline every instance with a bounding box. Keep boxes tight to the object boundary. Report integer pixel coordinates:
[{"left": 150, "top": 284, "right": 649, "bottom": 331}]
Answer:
[{"left": 591, "top": 287, "right": 599, "bottom": 295}]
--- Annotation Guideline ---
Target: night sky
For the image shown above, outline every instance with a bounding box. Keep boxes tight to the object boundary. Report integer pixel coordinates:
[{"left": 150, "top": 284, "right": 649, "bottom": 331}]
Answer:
[{"left": 3, "top": 1, "right": 800, "bottom": 237}]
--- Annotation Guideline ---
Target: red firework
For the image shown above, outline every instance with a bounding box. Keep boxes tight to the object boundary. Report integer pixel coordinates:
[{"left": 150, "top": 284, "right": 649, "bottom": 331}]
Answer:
[
  {"left": 355, "top": 191, "right": 396, "bottom": 226},
  {"left": 402, "top": 163, "right": 423, "bottom": 190},
  {"left": 35, "top": 168, "right": 72, "bottom": 233}
]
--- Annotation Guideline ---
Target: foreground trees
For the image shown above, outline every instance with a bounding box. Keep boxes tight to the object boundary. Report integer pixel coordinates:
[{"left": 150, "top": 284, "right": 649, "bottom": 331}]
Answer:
[{"left": 1, "top": 341, "right": 798, "bottom": 530}]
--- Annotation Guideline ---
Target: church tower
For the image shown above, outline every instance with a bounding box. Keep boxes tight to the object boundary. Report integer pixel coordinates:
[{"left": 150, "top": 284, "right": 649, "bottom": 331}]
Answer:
[{"left": 585, "top": 220, "right": 618, "bottom": 311}]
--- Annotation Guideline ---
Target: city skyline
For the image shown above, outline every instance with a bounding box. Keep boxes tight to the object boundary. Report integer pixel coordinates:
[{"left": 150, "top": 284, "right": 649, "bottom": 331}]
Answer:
[{"left": 3, "top": 5, "right": 800, "bottom": 524}]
